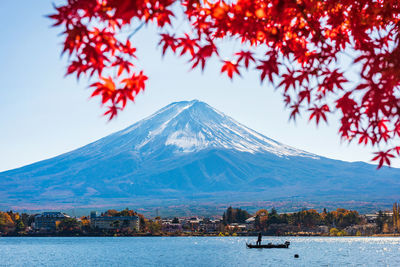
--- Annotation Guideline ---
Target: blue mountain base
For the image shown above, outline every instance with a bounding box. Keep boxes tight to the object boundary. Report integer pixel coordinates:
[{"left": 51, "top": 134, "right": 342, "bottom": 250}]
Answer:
[{"left": 1, "top": 100, "right": 399, "bottom": 210}]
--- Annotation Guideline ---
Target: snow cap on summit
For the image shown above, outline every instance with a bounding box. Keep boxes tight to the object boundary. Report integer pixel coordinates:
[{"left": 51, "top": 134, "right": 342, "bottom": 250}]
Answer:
[{"left": 108, "top": 100, "right": 318, "bottom": 158}]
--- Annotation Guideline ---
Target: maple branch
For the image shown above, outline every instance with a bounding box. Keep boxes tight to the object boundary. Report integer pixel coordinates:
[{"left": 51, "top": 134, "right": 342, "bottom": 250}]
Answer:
[{"left": 128, "top": 22, "right": 145, "bottom": 39}]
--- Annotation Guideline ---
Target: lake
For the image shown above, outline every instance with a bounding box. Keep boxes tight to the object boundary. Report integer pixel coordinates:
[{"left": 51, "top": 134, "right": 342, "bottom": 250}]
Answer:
[{"left": 0, "top": 236, "right": 399, "bottom": 266}]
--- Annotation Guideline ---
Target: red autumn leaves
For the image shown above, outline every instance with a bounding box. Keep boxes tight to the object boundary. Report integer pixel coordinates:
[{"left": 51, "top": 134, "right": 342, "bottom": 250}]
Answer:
[{"left": 50, "top": 0, "right": 400, "bottom": 167}]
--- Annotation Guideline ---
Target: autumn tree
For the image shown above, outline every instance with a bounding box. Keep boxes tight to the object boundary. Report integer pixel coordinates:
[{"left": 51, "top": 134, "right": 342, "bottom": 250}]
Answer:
[
  {"left": 323, "top": 208, "right": 361, "bottom": 228},
  {"left": 254, "top": 208, "right": 268, "bottom": 230},
  {"left": 80, "top": 216, "right": 91, "bottom": 232},
  {"left": 291, "top": 209, "right": 321, "bottom": 227},
  {"left": 105, "top": 209, "right": 119, "bottom": 216},
  {"left": 146, "top": 219, "right": 161, "bottom": 234},
  {"left": 118, "top": 208, "right": 137, "bottom": 217},
  {"left": 102, "top": 208, "right": 139, "bottom": 218},
  {"left": 138, "top": 214, "right": 146, "bottom": 231},
  {"left": 0, "top": 212, "right": 15, "bottom": 233},
  {"left": 58, "top": 217, "right": 81, "bottom": 233},
  {"left": 50, "top": 0, "right": 400, "bottom": 167}
]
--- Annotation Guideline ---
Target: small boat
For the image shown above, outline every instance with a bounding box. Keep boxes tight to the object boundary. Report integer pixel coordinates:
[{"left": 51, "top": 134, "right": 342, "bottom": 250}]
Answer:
[{"left": 246, "top": 241, "right": 290, "bottom": 249}]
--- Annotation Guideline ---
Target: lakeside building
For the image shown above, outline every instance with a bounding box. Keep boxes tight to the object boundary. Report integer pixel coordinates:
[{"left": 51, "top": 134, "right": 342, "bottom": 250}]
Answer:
[
  {"left": 34, "top": 212, "right": 70, "bottom": 231},
  {"left": 199, "top": 218, "right": 220, "bottom": 233},
  {"left": 227, "top": 223, "right": 247, "bottom": 231},
  {"left": 365, "top": 214, "right": 377, "bottom": 223},
  {"left": 181, "top": 217, "right": 201, "bottom": 232},
  {"left": 344, "top": 224, "right": 376, "bottom": 236},
  {"left": 245, "top": 216, "right": 256, "bottom": 230},
  {"left": 179, "top": 217, "right": 222, "bottom": 233},
  {"left": 364, "top": 211, "right": 393, "bottom": 223},
  {"left": 90, "top": 211, "right": 140, "bottom": 231},
  {"left": 162, "top": 221, "right": 183, "bottom": 232}
]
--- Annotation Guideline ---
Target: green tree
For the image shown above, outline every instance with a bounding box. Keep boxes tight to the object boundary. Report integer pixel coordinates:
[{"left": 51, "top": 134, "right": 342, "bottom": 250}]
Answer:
[
  {"left": 20, "top": 213, "right": 34, "bottom": 229},
  {"left": 376, "top": 210, "right": 386, "bottom": 233},
  {"left": 267, "top": 208, "right": 281, "bottom": 225},
  {"left": 222, "top": 207, "right": 250, "bottom": 225},
  {"left": 225, "top": 207, "right": 233, "bottom": 225},
  {"left": 15, "top": 219, "right": 25, "bottom": 233}
]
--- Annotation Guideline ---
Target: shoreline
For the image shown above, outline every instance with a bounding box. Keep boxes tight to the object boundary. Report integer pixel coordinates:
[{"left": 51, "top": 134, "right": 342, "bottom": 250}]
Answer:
[{"left": 2, "top": 233, "right": 400, "bottom": 237}]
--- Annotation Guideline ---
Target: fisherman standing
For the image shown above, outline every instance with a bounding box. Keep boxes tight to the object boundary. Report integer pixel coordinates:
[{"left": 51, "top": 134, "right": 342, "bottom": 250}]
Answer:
[{"left": 256, "top": 232, "right": 262, "bottom": 246}]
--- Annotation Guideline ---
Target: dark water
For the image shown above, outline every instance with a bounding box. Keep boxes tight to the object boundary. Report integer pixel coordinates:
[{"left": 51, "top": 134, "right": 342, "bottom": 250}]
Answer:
[{"left": 0, "top": 236, "right": 399, "bottom": 266}]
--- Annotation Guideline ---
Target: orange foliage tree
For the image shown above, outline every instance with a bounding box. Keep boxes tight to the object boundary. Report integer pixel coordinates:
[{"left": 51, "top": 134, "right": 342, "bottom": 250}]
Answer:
[
  {"left": 0, "top": 212, "right": 15, "bottom": 232},
  {"left": 50, "top": 0, "right": 400, "bottom": 167}
]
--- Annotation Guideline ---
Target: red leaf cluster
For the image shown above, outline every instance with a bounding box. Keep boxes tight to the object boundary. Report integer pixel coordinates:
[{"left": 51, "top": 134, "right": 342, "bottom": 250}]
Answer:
[{"left": 50, "top": 0, "right": 400, "bottom": 167}]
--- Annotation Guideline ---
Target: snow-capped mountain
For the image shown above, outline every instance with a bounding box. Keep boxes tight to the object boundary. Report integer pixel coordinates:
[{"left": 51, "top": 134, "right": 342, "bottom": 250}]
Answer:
[
  {"left": 1, "top": 100, "right": 400, "bottom": 209},
  {"left": 86, "top": 99, "right": 317, "bottom": 157}
]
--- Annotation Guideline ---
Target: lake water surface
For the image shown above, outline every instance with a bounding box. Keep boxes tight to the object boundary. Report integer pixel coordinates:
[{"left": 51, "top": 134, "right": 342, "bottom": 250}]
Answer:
[{"left": 0, "top": 236, "right": 399, "bottom": 266}]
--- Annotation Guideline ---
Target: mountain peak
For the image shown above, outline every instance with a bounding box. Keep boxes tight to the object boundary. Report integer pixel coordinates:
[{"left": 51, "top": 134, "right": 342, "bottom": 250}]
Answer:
[
  {"left": 167, "top": 99, "right": 201, "bottom": 109},
  {"left": 104, "top": 100, "right": 318, "bottom": 158}
]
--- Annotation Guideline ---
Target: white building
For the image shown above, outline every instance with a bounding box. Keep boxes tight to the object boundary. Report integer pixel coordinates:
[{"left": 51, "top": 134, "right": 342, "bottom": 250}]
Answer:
[{"left": 90, "top": 211, "right": 140, "bottom": 231}]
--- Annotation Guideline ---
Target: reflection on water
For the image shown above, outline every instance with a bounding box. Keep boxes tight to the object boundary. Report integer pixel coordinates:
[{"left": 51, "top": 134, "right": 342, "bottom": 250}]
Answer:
[{"left": 0, "top": 236, "right": 399, "bottom": 266}]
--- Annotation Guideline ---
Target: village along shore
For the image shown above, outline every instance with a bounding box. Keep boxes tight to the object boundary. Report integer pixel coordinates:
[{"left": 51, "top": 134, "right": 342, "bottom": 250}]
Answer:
[{"left": 1, "top": 205, "right": 400, "bottom": 237}]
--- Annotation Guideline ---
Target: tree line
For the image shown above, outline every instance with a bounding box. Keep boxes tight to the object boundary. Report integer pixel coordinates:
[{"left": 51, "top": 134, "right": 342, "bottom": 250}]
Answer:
[
  {"left": 222, "top": 207, "right": 362, "bottom": 230},
  {"left": 220, "top": 205, "right": 400, "bottom": 236},
  {"left": 2, "top": 205, "right": 400, "bottom": 236},
  {"left": 253, "top": 208, "right": 361, "bottom": 232}
]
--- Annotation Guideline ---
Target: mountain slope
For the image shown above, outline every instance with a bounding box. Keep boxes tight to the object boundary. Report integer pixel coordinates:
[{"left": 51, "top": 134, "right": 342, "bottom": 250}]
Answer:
[{"left": 1, "top": 100, "right": 400, "bottom": 209}]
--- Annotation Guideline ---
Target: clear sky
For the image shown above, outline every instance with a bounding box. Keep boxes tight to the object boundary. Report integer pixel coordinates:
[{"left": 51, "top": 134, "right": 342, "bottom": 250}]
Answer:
[{"left": 0, "top": 0, "right": 398, "bottom": 172}]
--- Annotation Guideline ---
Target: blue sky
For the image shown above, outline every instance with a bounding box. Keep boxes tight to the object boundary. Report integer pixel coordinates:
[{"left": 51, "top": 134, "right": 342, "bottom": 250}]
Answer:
[{"left": 0, "top": 0, "right": 398, "bottom": 172}]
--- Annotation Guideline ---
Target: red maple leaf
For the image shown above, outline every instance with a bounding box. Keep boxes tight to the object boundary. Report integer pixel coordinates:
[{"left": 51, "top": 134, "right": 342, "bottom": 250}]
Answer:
[
  {"left": 104, "top": 105, "right": 122, "bottom": 120},
  {"left": 235, "top": 51, "right": 255, "bottom": 69},
  {"left": 308, "top": 104, "right": 330, "bottom": 125},
  {"left": 256, "top": 60, "right": 279, "bottom": 83},
  {"left": 221, "top": 61, "right": 240, "bottom": 79},
  {"left": 372, "top": 151, "right": 395, "bottom": 169},
  {"left": 159, "top": 33, "right": 177, "bottom": 55}
]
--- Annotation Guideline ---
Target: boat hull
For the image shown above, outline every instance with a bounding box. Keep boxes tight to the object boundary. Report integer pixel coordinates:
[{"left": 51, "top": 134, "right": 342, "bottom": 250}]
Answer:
[{"left": 246, "top": 242, "right": 290, "bottom": 249}]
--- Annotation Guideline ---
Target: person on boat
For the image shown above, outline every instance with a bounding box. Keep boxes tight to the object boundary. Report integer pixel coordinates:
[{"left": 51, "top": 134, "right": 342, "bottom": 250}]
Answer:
[{"left": 256, "top": 232, "right": 262, "bottom": 246}]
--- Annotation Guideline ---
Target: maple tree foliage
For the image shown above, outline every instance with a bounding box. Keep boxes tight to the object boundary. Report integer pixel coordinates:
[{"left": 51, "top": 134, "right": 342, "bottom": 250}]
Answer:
[{"left": 50, "top": 0, "right": 400, "bottom": 167}]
